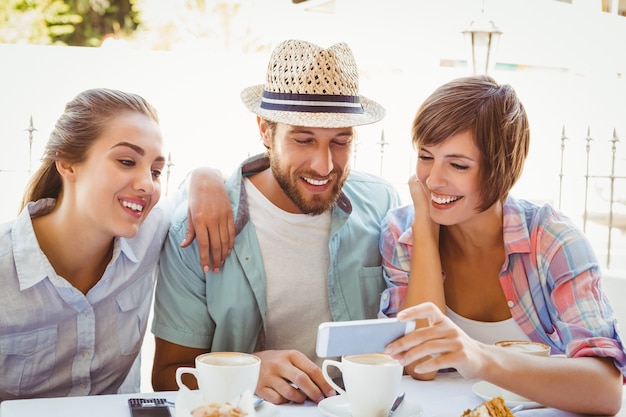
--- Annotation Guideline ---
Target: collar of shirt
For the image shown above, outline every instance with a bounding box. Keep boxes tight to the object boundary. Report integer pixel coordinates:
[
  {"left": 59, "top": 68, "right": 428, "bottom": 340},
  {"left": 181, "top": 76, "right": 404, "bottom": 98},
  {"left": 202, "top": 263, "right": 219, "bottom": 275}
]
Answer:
[
  {"left": 231, "top": 153, "right": 353, "bottom": 235},
  {"left": 13, "top": 199, "right": 137, "bottom": 291},
  {"left": 502, "top": 195, "right": 533, "bottom": 256}
]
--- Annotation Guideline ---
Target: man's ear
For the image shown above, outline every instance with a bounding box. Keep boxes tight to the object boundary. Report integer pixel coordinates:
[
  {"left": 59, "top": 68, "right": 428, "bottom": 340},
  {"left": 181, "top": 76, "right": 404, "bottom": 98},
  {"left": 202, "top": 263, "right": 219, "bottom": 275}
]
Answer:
[
  {"left": 55, "top": 159, "right": 77, "bottom": 182},
  {"left": 257, "top": 116, "right": 271, "bottom": 149}
]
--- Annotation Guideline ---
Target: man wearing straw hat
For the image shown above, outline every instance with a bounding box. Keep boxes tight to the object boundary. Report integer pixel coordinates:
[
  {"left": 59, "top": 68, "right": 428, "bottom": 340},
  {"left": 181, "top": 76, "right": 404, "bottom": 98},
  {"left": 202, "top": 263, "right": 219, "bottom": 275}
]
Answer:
[{"left": 152, "top": 39, "right": 401, "bottom": 404}]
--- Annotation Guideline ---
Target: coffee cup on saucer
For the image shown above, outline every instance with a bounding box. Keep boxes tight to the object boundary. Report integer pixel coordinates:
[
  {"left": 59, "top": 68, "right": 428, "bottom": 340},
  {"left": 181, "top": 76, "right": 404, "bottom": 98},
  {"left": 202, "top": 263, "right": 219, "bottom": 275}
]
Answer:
[
  {"left": 175, "top": 352, "right": 260, "bottom": 404},
  {"left": 322, "top": 353, "right": 402, "bottom": 417}
]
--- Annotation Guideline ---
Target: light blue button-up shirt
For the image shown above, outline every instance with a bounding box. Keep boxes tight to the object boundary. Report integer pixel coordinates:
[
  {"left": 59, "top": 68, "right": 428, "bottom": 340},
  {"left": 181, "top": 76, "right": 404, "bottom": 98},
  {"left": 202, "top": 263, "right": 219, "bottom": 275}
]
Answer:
[
  {"left": 153, "top": 154, "right": 402, "bottom": 357},
  {"left": 0, "top": 197, "right": 170, "bottom": 400}
]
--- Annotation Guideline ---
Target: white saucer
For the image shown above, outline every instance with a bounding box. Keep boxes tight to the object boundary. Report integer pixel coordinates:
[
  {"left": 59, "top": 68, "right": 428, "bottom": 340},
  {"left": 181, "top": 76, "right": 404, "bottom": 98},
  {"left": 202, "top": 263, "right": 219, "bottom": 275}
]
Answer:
[
  {"left": 175, "top": 389, "right": 280, "bottom": 417},
  {"left": 472, "top": 381, "right": 542, "bottom": 409},
  {"left": 254, "top": 401, "right": 280, "bottom": 417},
  {"left": 318, "top": 395, "right": 423, "bottom": 417}
]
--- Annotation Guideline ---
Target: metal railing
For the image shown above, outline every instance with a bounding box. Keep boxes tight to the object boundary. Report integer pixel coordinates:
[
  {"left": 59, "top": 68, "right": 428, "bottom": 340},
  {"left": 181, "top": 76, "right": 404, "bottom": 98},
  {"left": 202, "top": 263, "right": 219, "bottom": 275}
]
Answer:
[
  {"left": 5, "top": 116, "right": 179, "bottom": 195},
  {"left": 6, "top": 117, "right": 623, "bottom": 269},
  {"left": 559, "top": 126, "right": 624, "bottom": 269}
]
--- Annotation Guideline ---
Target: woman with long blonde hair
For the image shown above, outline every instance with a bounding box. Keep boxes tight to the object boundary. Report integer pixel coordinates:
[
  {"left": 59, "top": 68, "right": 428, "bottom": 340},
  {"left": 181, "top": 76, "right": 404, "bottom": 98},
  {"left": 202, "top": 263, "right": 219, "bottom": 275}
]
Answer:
[{"left": 0, "top": 88, "right": 233, "bottom": 400}]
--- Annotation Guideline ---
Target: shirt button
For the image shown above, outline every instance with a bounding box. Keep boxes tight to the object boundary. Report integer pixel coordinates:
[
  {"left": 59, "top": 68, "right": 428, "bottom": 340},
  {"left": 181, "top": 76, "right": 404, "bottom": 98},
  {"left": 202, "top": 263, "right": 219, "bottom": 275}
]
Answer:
[
  {"left": 382, "top": 293, "right": 389, "bottom": 300},
  {"left": 507, "top": 300, "right": 515, "bottom": 308}
]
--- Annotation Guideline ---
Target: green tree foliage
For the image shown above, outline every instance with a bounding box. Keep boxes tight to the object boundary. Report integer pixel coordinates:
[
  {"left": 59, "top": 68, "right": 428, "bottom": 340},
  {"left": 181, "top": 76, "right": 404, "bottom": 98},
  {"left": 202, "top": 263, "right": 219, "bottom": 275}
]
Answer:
[
  {"left": 0, "top": 0, "right": 77, "bottom": 44},
  {"left": 0, "top": 0, "right": 266, "bottom": 51},
  {"left": 0, "top": 0, "right": 138, "bottom": 46},
  {"left": 60, "top": 0, "right": 139, "bottom": 47}
]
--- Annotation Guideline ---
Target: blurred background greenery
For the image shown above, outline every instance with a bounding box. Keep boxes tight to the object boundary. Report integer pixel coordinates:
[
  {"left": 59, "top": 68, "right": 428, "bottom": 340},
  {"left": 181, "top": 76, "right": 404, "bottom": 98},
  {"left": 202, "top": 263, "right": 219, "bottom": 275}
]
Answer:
[
  {"left": 0, "top": 0, "right": 137, "bottom": 46},
  {"left": 0, "top": 0, "right": 266, "bottom": 51}
]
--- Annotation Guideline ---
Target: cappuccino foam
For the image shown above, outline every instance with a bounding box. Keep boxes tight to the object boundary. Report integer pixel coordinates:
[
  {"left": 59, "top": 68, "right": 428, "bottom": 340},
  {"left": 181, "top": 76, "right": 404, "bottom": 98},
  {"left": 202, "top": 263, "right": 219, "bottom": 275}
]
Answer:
[
  {"left": 496, "top": 341, "right": 548, "bottom": 353},
  {"left": 345, "top": 353, "right": 399, "bottom": 366},
  {"left": 198, "top": 352, "right": 259, "bottom": 366}
]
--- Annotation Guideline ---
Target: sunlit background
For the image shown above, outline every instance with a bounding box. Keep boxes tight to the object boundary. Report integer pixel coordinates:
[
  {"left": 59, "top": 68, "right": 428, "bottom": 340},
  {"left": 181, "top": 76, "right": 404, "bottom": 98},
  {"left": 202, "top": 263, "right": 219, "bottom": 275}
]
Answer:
[{"left": 2, "top": 0, "right": 625, "bottom": 268}]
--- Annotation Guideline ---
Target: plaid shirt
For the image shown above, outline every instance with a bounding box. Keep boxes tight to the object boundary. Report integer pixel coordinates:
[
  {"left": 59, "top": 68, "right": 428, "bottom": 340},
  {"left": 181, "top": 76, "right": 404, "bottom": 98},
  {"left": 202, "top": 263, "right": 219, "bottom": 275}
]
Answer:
[{"left": 379, "top": 195, "right": 626, "bottom": 378}]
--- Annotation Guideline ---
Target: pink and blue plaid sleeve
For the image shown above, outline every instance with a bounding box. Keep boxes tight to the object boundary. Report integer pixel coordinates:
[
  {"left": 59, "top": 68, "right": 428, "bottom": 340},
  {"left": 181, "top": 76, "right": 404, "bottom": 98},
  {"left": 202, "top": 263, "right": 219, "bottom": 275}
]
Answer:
[
  {"left": 506, "top": 200, "right": 626, "bottom": 379},
  {"left": 379, "top": 205, "right": 414, "bottom": 317},
  {"left": 540, "top": 221, "right": 626, "bottom": 378}
]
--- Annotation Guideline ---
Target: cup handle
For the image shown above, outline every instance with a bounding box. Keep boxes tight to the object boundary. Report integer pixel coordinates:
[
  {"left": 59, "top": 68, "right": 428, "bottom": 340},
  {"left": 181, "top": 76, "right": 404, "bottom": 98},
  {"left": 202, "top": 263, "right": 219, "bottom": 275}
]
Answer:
[
  {"left": 175, "top": 366, "right": 198, "bottom": 392},
  {"left": 322, "top": 360, "right": 346, "bottom": 396}
]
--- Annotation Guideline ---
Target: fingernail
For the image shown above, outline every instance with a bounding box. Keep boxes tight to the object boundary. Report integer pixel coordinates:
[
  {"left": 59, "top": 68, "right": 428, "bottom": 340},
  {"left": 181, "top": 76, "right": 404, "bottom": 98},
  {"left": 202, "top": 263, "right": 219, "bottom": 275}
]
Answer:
[
  {"left": 326, "top": 389, "right": 336, "bottom": 397},
  {"left": 203, "top": 265, "right": 210, "bottom": 274}
]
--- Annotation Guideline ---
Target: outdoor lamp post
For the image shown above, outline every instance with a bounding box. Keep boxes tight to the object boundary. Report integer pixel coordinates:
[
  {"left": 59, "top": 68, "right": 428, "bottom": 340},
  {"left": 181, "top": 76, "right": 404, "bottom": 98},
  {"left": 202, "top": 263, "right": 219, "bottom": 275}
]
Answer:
[{"left": 462, "top": 9, "right": 501, "bottom": 75}]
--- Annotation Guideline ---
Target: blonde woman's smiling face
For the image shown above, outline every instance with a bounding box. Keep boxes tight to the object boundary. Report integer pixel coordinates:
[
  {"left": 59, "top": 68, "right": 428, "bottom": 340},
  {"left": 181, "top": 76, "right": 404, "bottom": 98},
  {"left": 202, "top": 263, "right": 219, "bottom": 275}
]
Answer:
[
  {"left": 70, "top": 112, "right": 165, "bottom": 238},
  {"left": 416, "top": 129, "right": 483, "bottom": 226}
]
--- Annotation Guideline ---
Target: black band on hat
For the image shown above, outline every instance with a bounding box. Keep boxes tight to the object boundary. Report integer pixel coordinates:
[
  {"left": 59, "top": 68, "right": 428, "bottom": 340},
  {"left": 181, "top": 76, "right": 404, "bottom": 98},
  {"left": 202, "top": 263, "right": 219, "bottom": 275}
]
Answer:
[{"left": 260, "top": 91, "right": 364, "bottom": 114}]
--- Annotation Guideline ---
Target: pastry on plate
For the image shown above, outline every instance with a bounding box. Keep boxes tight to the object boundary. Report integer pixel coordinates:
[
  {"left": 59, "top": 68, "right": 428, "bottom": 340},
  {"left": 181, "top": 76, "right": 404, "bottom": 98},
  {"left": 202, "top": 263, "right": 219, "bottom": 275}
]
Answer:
[
  {"left": 461, "top": 397, "right": 514, "bottom": 417},
  {"left": 191, "top": 402, "right": 248, "bottom": 417}
]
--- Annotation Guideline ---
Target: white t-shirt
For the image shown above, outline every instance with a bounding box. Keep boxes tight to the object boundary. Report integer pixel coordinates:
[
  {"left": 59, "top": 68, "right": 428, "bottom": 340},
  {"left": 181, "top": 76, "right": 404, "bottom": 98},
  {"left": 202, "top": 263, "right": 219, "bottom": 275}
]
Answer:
[
  {"left": 447, "top": 307, "right": 530, "bottom": 345},
  {"left": 245, "top": 178, "right": 333, "bottom": 367}
]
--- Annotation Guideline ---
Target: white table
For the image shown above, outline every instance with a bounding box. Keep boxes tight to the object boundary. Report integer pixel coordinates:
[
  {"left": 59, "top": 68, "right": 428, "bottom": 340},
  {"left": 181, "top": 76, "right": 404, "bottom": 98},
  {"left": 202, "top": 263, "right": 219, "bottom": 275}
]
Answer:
[{"left": 1, "top": 372, "right": 623, "bottom": 417}]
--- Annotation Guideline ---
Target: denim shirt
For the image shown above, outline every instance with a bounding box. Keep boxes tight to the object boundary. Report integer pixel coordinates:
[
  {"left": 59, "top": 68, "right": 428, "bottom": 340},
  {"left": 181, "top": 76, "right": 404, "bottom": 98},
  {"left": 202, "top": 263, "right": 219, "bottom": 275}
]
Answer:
[
  {"left": 153, "top": 153, "right": 402, "bottom": 354},
  {"left": 0, "top": 198, "right": 170, "bottom": 400}
]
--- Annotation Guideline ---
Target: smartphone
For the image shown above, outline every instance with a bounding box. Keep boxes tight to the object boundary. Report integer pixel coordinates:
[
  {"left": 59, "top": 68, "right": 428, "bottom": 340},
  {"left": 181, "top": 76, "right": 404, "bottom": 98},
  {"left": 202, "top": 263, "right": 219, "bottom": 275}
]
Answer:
[
  {"left": 128, "top": 398, "right": 172, "bottom": 417},
  {"left": 315, "top": 317, "right": 415, "bottom": 357}
]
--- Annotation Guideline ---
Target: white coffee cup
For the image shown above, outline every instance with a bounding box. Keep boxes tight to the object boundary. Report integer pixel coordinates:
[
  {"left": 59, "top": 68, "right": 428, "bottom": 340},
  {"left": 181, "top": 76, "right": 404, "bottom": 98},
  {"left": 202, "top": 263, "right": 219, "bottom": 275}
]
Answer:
[
  {"left": 322, "top": 353, "right": 403, "bottom": 417},
  {"left": 175, "top": 352, "right": 260, "bottom": 404},
  {"left": 494, "top": 340, "right": 550, "bottom": 402}
]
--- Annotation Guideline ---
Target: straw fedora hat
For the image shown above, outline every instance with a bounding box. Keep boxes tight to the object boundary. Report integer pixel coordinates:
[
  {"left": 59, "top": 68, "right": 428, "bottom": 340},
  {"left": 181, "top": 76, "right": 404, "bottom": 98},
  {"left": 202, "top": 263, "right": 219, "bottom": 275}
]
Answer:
[{"left": 241, "top": 39, "right": 385, "bottom": 128}]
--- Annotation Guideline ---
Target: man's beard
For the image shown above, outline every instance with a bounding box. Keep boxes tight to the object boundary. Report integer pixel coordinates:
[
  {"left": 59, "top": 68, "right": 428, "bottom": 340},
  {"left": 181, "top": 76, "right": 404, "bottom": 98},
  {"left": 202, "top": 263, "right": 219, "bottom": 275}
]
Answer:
[{"left": 268, "top": 152, "right": 349, "bottom": 216}]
